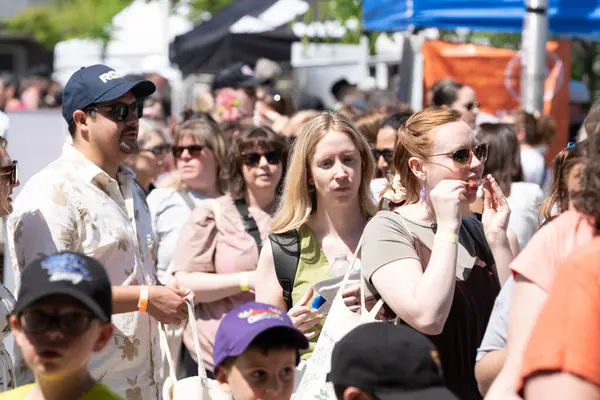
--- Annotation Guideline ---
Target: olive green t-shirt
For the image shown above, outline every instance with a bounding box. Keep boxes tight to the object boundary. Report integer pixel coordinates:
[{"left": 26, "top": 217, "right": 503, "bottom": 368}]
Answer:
[
  {"left": 361, "top": 210, "right": 500, "bottom": 400},
  {"left": 290, "top": 225, "right": 332, "bottom": 359}
]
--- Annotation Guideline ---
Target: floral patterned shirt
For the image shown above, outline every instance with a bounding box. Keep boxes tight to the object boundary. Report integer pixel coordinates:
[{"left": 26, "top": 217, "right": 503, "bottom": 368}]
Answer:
[
  {"left": 0, "top": 282, "right": 15, "bottom": 393},
  {"left": 6, "top": 144, "right": 160, "bottom": 400}
]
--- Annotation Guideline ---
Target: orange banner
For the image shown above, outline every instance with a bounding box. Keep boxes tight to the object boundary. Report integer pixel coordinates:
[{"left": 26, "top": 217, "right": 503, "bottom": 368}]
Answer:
[{"left": 423, "top": 40, "right": 571, "bottom": 162}]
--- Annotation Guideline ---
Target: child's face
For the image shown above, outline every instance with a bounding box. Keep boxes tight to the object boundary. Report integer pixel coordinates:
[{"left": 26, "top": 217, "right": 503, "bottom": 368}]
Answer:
[
  {"left": 10, "top": 295, "right": 113, "bottom": 378},
  {"left": 217, "top": 348, "right": 296, "bottom": 400}
]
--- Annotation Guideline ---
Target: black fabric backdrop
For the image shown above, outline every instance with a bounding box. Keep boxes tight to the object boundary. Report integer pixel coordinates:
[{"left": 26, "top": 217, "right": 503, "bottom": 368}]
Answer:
[{"left": 169, "top": 0, "right": 326, "bottom": 75}]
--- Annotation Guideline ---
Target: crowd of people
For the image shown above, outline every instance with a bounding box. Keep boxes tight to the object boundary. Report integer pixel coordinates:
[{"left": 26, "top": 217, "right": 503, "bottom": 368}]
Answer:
[{"left": 0, "top": 57, "right": 595, "bottom": 400}]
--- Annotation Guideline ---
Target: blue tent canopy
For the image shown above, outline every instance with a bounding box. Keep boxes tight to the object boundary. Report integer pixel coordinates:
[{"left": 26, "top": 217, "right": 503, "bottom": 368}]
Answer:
[{"left": 363, "top": 0, "right": 600, "bottom": 36}]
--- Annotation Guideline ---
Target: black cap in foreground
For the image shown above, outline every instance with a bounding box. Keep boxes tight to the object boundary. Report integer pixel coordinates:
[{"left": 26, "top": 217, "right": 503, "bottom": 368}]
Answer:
[
  {"left": 62, "top": 64, "right": 155, "bottom": 124},
  {"left": 14, "top": 252, "right": 112, "bottom": 323},
  {"left": 327, "top": 323, "right": 458, "bottom": 400}
]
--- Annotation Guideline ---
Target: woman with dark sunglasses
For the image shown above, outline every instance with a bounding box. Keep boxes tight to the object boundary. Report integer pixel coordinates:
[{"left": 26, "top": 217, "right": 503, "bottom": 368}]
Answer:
[
  {"left": 0, "top": 136, "right": 19, "bottom": 392},
  {"left": 147, "top": 115, "right": 226, "bottom": 284},
  {"left": 370, "top": 110, "right": 414, "bottom": 202},
  {"left": 124, "top": 124, "right": 170, "bottom": 195},
  {"left": 360, "top": 108, "right": 512, "bottom": 400},
  {"left": 170, "top": 126, "right": 286, "bottom": 378},
  {"left": 431, "top": 78, "right": 480, "bottom": 128}
]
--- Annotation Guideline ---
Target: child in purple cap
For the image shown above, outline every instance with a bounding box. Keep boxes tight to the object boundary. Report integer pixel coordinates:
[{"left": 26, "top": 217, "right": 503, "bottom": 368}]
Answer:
[{"left": 213, "top": 301, "right": 308, "bottom": 400}]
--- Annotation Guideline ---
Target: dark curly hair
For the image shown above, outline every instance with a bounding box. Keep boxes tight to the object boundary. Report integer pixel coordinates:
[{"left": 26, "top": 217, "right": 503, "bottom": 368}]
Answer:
[
  {"left": 576, "top": 133, "right": 600, "bottom": 233},
  {"left": 222, "top": 126, "right": 288, "bottom": 200}
]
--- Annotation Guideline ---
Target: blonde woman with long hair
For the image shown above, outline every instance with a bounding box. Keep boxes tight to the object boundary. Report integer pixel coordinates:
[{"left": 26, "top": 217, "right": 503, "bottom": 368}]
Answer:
[{"left": 255, "top": 111, "right": 377, "bottom": 357}]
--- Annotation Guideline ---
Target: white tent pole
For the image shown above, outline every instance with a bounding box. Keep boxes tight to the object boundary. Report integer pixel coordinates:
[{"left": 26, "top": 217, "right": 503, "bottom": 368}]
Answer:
[
  {"left": 521, "top": 0, "right": 548, "bottom": 113},
  {"left": 410, "top": 31, "right": 425, "bottom": 112},
  {"left": 163, "top": 0, "right": 171, "bottom": 61}
]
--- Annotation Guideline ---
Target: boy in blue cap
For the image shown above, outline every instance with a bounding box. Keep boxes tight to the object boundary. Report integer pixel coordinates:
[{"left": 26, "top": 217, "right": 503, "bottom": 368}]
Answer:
[{"left": 213, "top": 302, "right": 308, "bottom": 400}]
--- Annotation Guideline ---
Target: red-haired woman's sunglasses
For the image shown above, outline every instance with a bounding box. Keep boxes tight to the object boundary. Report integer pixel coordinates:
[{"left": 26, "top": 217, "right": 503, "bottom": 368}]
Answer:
[{"left": 428, "top": 143, "right": 488, "bottom": 167}]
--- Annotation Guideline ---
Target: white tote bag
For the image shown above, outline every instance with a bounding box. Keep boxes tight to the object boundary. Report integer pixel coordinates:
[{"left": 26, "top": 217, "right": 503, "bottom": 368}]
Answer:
[
  {"left": 160, "top": 298, "right": 232, "bottom": 400},
  {"left": 292, "top": 235, "right": 385, "bottom": 399},
  {"left": 160, "top": 199, "right": 222, "bottom": 382}
]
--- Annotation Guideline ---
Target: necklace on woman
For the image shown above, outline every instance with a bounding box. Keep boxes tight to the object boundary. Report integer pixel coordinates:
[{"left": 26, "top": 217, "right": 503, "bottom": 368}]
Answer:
[{"left": 424, "top": 202, "right": 438, "bottom": 233}]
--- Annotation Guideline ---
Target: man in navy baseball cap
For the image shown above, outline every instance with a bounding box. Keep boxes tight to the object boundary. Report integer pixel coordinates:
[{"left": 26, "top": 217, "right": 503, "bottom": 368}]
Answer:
[
  {"left": 6, "top": 63, "right": 190, "bottom": 398},
  {"left": 62, "top": 64, "right": 155, "bottom": 124},
  {"left": 213, "top": 301, "right": 308, "bottom": 400},
  {"left": 62, "top": 64, "right": 155, "bottom": 165}
]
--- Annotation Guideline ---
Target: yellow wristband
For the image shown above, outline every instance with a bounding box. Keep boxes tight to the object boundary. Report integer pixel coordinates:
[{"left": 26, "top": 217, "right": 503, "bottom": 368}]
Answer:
[
  {"left": 239, "top": 272, "right": 250, "bottom": 292},
  {"left": 435, "top": 233, "right": 458, "bottom": 244},
  {"left": 138, "top": 286, "right": 149, "bottom": 312}
]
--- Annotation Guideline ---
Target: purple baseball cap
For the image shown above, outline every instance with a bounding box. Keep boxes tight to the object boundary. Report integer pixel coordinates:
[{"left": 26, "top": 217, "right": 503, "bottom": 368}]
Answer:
[{"left": 213, "top": 301, "right": 309, "bottom": 372}]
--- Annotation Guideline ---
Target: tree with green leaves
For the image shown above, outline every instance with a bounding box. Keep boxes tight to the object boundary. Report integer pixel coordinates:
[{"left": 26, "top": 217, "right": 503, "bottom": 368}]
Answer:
[
  {"left": 3, "top": 0, "right": 237, "bottom": 51},
  {"left": 4, "top": 0, "right": 131, "bottom": 49},
  {"left": 4, "top": 0, "right": 366, "bottom": 49}
]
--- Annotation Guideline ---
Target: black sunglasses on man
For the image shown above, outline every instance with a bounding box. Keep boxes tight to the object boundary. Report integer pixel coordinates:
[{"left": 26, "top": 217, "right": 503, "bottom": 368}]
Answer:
[{"left": 85, "top": 100, "right": 144, "bottom": 122}]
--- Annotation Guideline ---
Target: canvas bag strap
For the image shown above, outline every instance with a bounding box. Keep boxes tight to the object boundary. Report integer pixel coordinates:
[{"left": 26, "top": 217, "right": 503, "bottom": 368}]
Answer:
[
  {"left": 158, "top": 296, "right": 207, "bottom": 381},
  {"left": 158, "top": 322, "right": 178, "bottom": 383},
  {"left": 184, "top": 297, "right": 207, "bottom": 379},
  {"left": 178, "top": 190, "right": 197, "bottom": 211}
]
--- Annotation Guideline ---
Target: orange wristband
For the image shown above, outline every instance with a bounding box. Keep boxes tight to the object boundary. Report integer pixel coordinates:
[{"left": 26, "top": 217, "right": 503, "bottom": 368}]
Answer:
[{"left": 138, "top": 286, "right": 149, "bottom": 312}]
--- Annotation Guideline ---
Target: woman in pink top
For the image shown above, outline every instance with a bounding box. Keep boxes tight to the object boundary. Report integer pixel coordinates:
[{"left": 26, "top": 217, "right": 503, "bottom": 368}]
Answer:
[
  {"left": 171, "top": 127, "right": 287, "bottom": 377},
  {"left": 484, "top": 137, "right": 596, "bottom": 399}
]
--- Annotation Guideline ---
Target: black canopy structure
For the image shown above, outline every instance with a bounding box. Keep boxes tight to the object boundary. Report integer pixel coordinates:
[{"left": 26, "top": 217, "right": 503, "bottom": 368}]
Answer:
[{"left": 170, "top": 0, "right": 331, "bottom": 75}]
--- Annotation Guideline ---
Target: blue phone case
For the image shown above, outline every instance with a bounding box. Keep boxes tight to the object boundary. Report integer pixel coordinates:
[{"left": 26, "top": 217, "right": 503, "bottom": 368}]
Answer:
[{"left": 311, "top": 295, "right": 326, "bottom": 310}]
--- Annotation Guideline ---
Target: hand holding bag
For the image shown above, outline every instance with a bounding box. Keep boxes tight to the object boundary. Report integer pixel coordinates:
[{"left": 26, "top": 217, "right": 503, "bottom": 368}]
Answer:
[
  {"left": 160, "top": 297, "right": 232, "bottom": 400},
  {"left": 292, "top": 234, "right": 385, "bottom": 399}
]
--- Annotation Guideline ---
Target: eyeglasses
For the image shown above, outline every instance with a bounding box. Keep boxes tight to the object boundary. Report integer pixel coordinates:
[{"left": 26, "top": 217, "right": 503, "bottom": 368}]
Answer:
[
  {"left": 172, "top": 145, "right": 205, "bottom": 159},
  {"left": 371, "top": 148, "right": 394, "bottom": 164},
  {"left": 0, "top": 160, "right": 18, "bottom": 185},
  {"left": 87, "top": 100, "right": 144, "bottom": 122},
  {"left": 141, "top": 144, "right": 171, "bottom": 157},
  {"left": 19, "top": 310, "right": 95, "bottom": 337},
  {"left": 241, "top": 151, "right": 282, "bottom": 167},
  {"left": 464, "top": 101, "right": 480, "bottom": 112},
  {"left": 428, "top": 143, "right": 488, "bottom": 167}
]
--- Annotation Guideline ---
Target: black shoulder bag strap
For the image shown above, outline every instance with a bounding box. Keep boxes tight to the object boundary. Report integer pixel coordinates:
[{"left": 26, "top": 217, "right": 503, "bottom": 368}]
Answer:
[
  {"left": 178, "top": 190, "right": 197, "bottom": 211},
  {"left": 269, "top": 230, "right": 301, "bottom": 310},
  {"left": 234, "top": 198, "right": 263, "bottom": 252}
]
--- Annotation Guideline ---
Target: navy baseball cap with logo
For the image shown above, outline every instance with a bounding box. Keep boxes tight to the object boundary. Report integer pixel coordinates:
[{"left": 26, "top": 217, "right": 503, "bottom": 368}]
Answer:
[
  {"left": 61, "top": 64, "right": 156, "bottom": 124},
  {"left": 327, "top": 323, "right": 458, "bottom": 399},
  {"left": 213, "top": 301, "right": 308, "bottom": 372},
  {"left": 13, "top": 252, "right": 112, "bottom": 323}
]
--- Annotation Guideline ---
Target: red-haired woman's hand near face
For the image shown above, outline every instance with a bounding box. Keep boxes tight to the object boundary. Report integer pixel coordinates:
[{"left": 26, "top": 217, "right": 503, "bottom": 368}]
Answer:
[
  {"left": 430, "top": 179, "right": 467, "bottom": 234},
  {"left": 482, "top": 174, "right": 511, "bottom": 246}
]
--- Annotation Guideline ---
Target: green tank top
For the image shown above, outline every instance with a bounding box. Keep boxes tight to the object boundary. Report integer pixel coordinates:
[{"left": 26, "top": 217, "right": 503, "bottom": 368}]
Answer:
[{"left": 290, "top": 225, "right": 331, "bottom": 359}]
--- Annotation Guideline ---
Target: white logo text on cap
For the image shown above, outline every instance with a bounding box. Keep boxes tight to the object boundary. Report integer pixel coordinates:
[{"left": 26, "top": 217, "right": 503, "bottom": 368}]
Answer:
[{"left": 99, "top": 71, "right": 123, "bottom": 83}]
